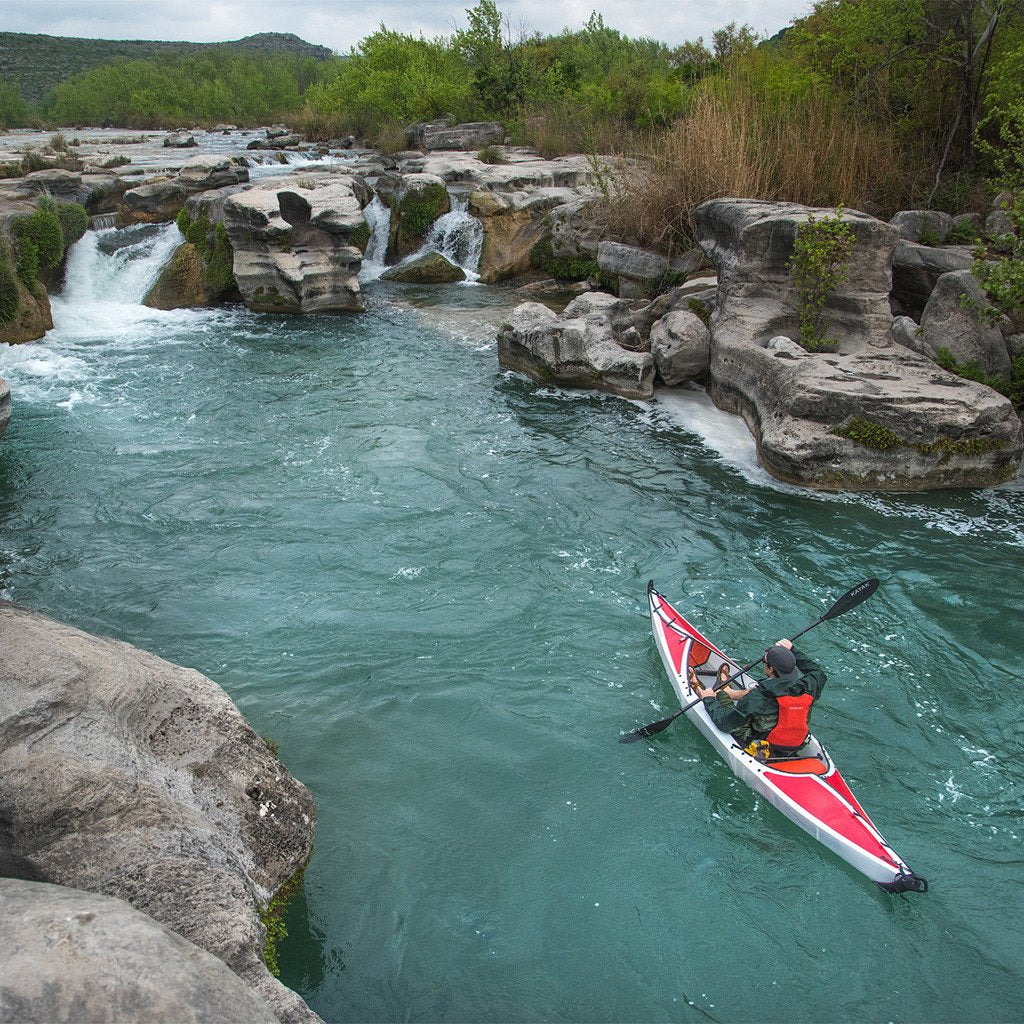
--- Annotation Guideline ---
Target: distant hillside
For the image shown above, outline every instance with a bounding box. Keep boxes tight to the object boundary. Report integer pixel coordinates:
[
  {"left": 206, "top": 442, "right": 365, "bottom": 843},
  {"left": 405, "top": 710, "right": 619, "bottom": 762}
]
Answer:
[{"left": 0, "top": 31, "right": 334, "bottom": 104}]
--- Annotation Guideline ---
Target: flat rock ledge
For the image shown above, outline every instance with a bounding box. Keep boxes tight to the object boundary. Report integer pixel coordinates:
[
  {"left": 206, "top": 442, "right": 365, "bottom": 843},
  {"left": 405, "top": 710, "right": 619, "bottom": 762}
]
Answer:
[{"left": 0, "top": 601, "right": 321, "bottom": 1024}]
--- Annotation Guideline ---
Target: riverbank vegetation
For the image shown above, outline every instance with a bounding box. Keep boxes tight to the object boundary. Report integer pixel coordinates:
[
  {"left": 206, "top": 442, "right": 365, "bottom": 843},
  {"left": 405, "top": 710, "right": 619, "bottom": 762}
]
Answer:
[{"left": 2, "top": 1, "right": 1021, "bottom": 244}]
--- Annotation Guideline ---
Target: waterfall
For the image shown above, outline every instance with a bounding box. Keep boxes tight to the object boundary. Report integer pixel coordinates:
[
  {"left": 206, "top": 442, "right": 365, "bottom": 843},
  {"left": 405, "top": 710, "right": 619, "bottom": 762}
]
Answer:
[
  {"left": 50, "top": 222, "right": 184, "bottom": 341},
  {"left": 358, "top": 197, "right": 392, "bottom": 282},
  {"left": 420, "top": 196, "right": 484, "bottom": 282},
  {"left": 89, "top": 213, "right": 117, "bottom": 231}
]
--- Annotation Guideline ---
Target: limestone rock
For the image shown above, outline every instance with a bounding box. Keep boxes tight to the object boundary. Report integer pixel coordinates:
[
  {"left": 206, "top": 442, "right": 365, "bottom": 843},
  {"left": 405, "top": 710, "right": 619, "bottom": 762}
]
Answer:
[
  {"left": 0, "top": 879, "right": 279, "bottom": 1024},
  {"left": 394, "top": 174, "right": 450, "bottom": 258},
  {"left": 497, "top": 298, "right": 654, "bottom": 399},
  {"left": 144, "top": 242, "right": 221, "bottom": 309},
  {"left": 890, "top": 315, "right": 928, "bottom": 356},
  {"left": 223, "top": 172, "right": 367, "bottom": 313},
  {"left": 17, "top": 169, "right": 89, "bottom": 205},
  {"left": 889, "top": 210, "right": 954, "bottom": 244},
  {"left": 597, "top": 241, "right": 668, "bottom": 282},
  {"left": 407, "top": 120, "right": 504, "bottom": 151},
  {"left": 891, "top": 240, "right": 975, "bottom": 319},
  {"left": 696, "top": 198, "right": 1022, "bottom": 489},
  {"left": 696, "top": 198, "right": 898, "bottom": 352},
  {"left": 381, "top": 251, "right": 466, "bottom": 283},
  {"left": 650, "top": 310, "right": 711, "bottom": 384},
  {"left": 0, "top": 601, "right": 320, "bottom": 1024},
  {"left": 120, "top": 179, "right": 189, "bottom": 225},
  {"left": 178, "top": 157, "right": 249, "bottom": 192},
  {"left": 986, "top": 192, "right": 1016, "bottom": 238},
  {"left": 0, "top": 277, "right": 53, "bottom": 346},
  {"left": 164, "top": 131, "right": 198, "bottom": 148},
  {"left": 919, "top": 269, "right": 1011, "bottom": 379}
]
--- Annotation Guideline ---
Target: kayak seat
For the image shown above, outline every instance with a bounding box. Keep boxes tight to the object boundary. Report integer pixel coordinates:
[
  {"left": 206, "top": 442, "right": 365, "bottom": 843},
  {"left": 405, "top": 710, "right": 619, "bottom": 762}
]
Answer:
[{"left": 766, "top": 757, "right": 829, "bottom": 776}]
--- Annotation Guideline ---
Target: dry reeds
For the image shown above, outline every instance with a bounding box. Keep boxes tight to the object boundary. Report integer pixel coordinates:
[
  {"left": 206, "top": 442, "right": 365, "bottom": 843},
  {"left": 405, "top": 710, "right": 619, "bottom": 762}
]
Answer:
[{"left": 604, "top": 73, "right": 915, "bottom": 251}]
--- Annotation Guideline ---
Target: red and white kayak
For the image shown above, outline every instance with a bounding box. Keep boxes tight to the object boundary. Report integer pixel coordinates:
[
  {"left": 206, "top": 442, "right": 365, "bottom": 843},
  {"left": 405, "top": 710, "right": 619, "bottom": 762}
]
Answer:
[{"left": 646, "top": 582, "right": 928, "bottom": 893}]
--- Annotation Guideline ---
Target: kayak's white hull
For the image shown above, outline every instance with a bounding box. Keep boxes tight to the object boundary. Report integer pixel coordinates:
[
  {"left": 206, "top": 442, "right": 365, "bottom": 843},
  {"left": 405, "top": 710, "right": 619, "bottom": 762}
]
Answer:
[{"left": 647, "top": 584, "right": 927, "bottom": 893}]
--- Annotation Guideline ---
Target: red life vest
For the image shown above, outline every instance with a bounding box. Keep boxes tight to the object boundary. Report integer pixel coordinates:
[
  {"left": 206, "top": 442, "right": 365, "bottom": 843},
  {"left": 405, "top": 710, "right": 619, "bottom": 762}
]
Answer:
[{"left": 766, "top": 693, "right": 813, "bottom": 749}]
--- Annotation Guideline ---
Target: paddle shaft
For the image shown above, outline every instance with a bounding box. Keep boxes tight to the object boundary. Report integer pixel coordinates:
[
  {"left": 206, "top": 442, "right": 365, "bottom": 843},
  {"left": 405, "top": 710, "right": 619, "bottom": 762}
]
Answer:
[{"left": 620, "top": 579, "right": 879, "bottom": 744}]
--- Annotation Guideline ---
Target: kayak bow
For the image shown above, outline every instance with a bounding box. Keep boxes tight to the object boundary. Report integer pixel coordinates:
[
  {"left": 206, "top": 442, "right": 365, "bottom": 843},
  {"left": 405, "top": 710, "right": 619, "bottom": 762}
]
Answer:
[{"left": 645, "top": 581, "right": 928, "bottom": 894}]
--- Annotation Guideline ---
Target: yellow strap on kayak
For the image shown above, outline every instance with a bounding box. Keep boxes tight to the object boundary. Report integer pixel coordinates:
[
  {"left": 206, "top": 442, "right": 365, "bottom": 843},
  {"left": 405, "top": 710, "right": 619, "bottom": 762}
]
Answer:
[{"left": 744, "top": 740, "right": 771, "bottom": 762}]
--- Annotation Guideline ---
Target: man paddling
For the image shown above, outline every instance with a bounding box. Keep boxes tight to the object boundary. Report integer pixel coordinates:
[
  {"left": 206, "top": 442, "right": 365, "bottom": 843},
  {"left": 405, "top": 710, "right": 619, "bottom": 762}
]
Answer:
[{"left": 688, "top": 639, "right": 827, "bottom": 753}]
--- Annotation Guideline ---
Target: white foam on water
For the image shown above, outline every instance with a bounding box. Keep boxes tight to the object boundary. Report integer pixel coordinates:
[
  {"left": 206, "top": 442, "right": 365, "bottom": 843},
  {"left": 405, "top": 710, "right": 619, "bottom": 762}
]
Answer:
[{"left": 655, "top": 384, "right": 1024, "bottom": 546}]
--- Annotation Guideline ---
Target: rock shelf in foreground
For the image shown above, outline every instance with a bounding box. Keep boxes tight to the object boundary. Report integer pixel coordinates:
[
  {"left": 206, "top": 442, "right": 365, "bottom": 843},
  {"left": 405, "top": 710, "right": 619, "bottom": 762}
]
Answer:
[{"left": 0, "top": 601, "right": 321, "bottom": 1024}]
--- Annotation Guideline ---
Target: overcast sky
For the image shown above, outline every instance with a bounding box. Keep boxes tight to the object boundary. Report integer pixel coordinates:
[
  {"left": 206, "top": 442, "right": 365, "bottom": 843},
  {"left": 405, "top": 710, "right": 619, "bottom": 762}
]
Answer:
[{"left": 0, "top": 0, "right": 815, "bottom": 52}]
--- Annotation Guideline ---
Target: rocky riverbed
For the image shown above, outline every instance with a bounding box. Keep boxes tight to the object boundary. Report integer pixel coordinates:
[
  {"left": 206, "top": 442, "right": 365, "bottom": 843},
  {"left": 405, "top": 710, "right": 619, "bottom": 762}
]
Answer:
[{"left": 2, "top": 122, "right": 1020, "bottom": 489}]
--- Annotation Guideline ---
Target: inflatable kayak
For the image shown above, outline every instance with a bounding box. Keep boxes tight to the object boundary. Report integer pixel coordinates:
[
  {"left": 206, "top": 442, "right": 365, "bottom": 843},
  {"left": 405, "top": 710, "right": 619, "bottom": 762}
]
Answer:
[{"left": 646, "top": 582, "right": 928, "bottom": 893}]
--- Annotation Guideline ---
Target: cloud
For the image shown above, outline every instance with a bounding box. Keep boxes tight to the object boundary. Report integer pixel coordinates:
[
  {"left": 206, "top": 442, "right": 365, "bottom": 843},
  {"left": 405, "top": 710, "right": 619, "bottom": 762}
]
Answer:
[{"left": 3, "top": 0, "right": 811, "bottom": 51}]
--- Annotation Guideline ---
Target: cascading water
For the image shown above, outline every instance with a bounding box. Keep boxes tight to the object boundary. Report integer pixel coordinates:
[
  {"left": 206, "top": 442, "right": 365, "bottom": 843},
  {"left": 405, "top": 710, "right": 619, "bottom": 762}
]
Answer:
[
  {"left": 358, "top": 196, "right": 392, "bottom": 282},
  {"left": 420, "top": 196, "right": 485, "bottom": 282},
  {"left": 51, "top": 222, "right": 184, "bottom": 341}
]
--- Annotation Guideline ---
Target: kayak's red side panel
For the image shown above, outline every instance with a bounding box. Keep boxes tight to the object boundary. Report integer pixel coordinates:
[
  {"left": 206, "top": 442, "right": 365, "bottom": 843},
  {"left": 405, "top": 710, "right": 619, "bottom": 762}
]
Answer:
[
  {"left": 823, "top": 768, "right": 871, "bottom": 820},
  {"left": 654, "top": 596, "right": 723, "bottom": 674},
  {"left": 767, "top": 773, "right": 901, "bottom": 869}
]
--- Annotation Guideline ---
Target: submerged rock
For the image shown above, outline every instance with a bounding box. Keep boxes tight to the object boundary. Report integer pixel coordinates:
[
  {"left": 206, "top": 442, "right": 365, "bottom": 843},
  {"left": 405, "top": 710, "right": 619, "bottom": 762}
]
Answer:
[
  {"left": 0, "top": 879, "right": 280, "bottom": 1024},
  {"left": 381, "top": 251, "right": 465, "bottom": 283},
  {"left": 0, "top": 601, "right": 320, "bottom": 1023},
  {"left": 0, "top": 378, "right": 9, "bottom": 441}
]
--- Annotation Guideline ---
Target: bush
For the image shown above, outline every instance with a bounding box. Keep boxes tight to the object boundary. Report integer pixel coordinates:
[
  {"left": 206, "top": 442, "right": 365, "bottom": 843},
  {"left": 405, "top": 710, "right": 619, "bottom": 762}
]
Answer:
[
  {"left": 0, "top": 243, "right": 21, "bottom": 324},
  {"left": 15, "top": 237, "right": 39, "bottom": 288},
  {"left": 56, "top": 202, "right": 89, "bottom": 247},
  {"left": 477, "top": 144, "right": 507, "bottom": 164},
  {"left": 787, "top": 207, "right": 855, "bottom": 352}
]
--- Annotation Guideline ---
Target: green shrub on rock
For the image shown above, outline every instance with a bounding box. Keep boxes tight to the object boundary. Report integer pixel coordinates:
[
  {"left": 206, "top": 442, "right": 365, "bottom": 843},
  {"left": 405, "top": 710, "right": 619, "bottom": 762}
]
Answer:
[
  {"left": 0, "top": 243, "right": 20, "bottom": 325},
  {"left": 398, "top": 183, "right": 449, "bottom": 238},
  {"left": 56, "top": 202, "right": 89, "bottom": 248},
  {"left": 13, "top": 200, "right": 65, "bottom": 272},
  {"left": 787, "top": 207, "right": 855, "bottom": 352},
  {"left": 14, "top": 237, "right": 40, "bottom": 289}
]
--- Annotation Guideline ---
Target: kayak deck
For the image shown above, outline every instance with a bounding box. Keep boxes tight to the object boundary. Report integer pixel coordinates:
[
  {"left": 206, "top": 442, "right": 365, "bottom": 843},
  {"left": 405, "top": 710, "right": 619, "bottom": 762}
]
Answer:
[{"left": 645, "top": 582, "right": 927, "bottom": 894}]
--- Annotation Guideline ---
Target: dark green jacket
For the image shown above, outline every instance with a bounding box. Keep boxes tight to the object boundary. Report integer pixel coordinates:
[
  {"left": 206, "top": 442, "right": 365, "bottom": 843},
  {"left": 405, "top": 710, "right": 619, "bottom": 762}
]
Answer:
[{"left": 703, "top": 649, "right": 827, "bottom": 742}]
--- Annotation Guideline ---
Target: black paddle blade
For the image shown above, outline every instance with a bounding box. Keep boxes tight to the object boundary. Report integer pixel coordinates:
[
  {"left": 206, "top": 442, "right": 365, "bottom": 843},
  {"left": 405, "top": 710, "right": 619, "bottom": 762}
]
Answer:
[
  {"left": 619, "top": 710, "right": 682, "bottom": 743},
  {"left": 822, "top": 578, "right": 879, "bottom": 620}
]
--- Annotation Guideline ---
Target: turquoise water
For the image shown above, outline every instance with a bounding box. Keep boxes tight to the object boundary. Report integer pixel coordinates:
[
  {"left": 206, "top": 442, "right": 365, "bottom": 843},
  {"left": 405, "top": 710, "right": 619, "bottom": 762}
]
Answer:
[{"left": 2, "top": 228, "right": 1024, "bottom": 1023}]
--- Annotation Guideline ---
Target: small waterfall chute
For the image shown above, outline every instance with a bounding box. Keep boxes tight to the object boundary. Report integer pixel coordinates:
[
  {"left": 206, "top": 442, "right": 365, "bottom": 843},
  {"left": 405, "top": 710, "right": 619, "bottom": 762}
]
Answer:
[
  {"left": 419, "top": 196, "right": 484, "bottom": 282},
  {"left": 359, "top": 197, "right": 392, "bottom": 282}
]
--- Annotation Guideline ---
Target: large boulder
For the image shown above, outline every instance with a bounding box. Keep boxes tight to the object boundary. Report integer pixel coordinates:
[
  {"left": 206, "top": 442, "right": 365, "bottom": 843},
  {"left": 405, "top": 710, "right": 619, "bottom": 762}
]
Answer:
[
  {"left": 0, "top": 601, "right": 321, "bottom": 1024},
  {"left": 696, "top": 198, "right": 1022, "bottom": 489},
  {"left": 144, "top": 240, "right": 235, "bottom": 309},
  {"left": 409, "top": 120, "right": 504, "bottom": 151},
  {"left": 0, "top": 879, "right": 279, "bottom": 1024},
  {"left": 178, "top": 157, "right": 249, "bottom": 192},
  {"left": 498, "top": 294, "right": 654, "bottom": 399},
  {"left": 0, "top": 276, "right": 53, "bottom": 346},
  {"left": 17, "top": 169, "right": 90, "bottom": 205},
  {"left": 222, "top": 171, "right": 368, "bottom": 313},
  {"left": 120, "top": 179, "right": 190, "bottom": 225},
  {"left": 696, "top": 198, "right": 898, "bottom": 352},
  {"left": 919, "top": 269, "right": 1012, "bottom": 379},
  {"left": 381, "top": 251, "right": 465, "bottom": 283},
  {"left": 597, "top": 241, "right": 668, "bottom": 298},
  {"left": 650, "top": 310, "right": 711, "bottom": 384},
  {"left": 890, "top": 241, "right": 975, "bottom": 319},
  {"left": 392, "top": 173, "right": 450, "bottom": 259},
  {"left": 164, "top": 131, "right": 198, "bottom": 148},
  {"left": 888, "top": 210, "right": 954, "bottom": 244}
]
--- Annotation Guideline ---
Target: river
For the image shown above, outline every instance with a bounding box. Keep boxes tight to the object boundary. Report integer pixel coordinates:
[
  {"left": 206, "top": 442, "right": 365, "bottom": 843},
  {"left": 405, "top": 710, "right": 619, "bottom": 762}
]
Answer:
[{"left": 1, "top": 224, "right": 1023, "bottom": 1023}]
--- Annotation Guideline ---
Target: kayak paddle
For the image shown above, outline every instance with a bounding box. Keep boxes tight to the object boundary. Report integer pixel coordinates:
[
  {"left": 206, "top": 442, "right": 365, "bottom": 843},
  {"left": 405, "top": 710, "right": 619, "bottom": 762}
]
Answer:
[{"left": 620, "top": 578, "right": 879, "bottom": 744}]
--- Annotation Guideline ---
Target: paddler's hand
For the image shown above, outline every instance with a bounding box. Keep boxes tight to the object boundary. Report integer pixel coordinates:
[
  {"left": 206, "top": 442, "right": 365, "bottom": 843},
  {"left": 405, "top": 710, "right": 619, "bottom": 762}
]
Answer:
[{"left": 776, "top": 638, "right": 793, "bottom": 649}]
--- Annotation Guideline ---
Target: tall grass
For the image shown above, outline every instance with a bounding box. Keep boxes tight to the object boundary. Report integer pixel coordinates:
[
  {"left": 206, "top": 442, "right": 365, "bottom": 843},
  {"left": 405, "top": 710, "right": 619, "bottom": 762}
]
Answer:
[{"left": 604, "top": 72, "right": 915, "bottom": 250}]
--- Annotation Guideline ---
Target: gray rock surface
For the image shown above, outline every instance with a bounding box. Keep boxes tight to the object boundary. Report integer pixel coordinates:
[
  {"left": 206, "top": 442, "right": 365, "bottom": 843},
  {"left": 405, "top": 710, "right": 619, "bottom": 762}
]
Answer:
[
  {"left": 889, "top": 210, "right": 954, "bottom": 243},
  {"left": 0, "top": 380, "right": 8, "bottom": 443},
  {"left": 890, "top": 314, "right": 928, "bottom": 355},
  {"left": 890, "top": 240, "right": 975, "bottom": 319},
  {"left": 164, "top": 131, "right": 198, "bottom": 148},
  {"left": 222, "top": 170, "right": 368, "bottom": 313},
  {"left": 986, "top": 191, "right": 1016, "bottom": 238},
  {"left": 919, "top": 269, "right": 1012, "bottom": 379},
  {"left": 597, "top": 241, "right": 668, "bottom": 297},
  {"left": 0, "top": 879, "right": 280, "bottom": 1024},
  {"left": 650, "top": 310, "right": 711, "bottom": 384},
  {"left": 120, "top": 179, "right": 189, "bottom": 224},
  {"left": 498, "top": 296, "right": 654, "bottom": 399},
  {"left": 422, "top": 121, "right": 504, "bottom": 151},
  {"left": 0, "top": 601, "right": 320, "bottom": 1024},
  {"left": 178, "top": 157, "right": 250, "bottom": 192},
  {"left": 381, "top": 251, "right": 466, "bottom": 283},
  {"left": 696, "top": 198, "right": 1022, "bottom": 489}
]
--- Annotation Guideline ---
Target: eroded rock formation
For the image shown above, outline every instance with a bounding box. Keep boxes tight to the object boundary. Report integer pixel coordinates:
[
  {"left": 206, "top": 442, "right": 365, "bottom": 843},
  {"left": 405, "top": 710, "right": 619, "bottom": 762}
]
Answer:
[{"left": 0, "top": 601, "right": 320, "bottom": 1024}]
